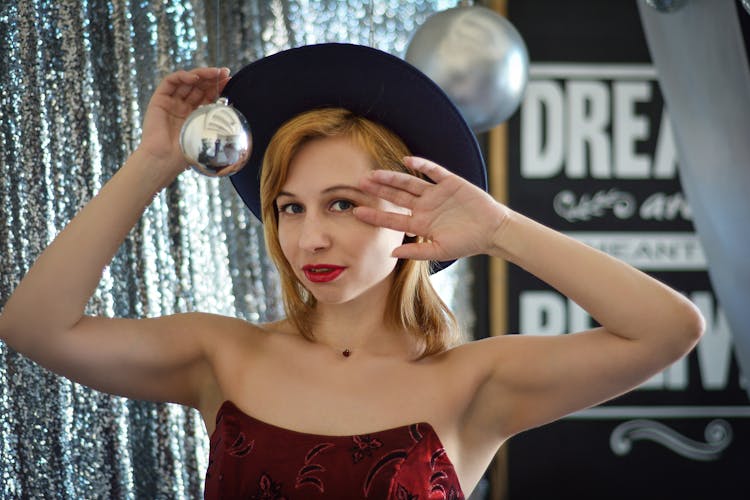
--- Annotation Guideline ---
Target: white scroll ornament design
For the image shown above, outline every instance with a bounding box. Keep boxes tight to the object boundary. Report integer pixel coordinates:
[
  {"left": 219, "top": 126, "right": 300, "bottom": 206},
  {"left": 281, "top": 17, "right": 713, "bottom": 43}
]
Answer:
[{"left": 610, "top": 419, "right": 732, "bottom": 461}]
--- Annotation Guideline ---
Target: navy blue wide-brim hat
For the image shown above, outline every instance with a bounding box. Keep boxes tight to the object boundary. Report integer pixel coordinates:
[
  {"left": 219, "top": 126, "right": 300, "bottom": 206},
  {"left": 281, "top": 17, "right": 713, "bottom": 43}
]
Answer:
[{"left": 222, "top": 43, "right": 487, "bottom": 272}]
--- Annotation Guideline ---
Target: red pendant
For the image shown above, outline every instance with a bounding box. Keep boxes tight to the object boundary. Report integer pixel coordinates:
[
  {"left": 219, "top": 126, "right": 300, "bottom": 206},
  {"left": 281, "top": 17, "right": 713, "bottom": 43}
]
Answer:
[{"left": 342, "top": 349, "right": 351, "bottom": 357}]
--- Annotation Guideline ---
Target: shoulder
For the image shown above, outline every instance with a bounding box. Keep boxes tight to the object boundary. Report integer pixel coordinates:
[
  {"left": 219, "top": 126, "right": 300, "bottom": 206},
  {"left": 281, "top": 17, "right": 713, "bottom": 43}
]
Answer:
[
  {"left": 155, "top": 312, "right": 286, "bottom": 371},
  {"left": 190, "top": 314, "right": 291, "bottom": 420},
  {"left": 416, "top": 337, "right": 520, "bottom": 426},
  {"left": 435, "top": 335, "right": 529, "bottom": 436},
  {"left": 199, "top": 315, "right": 311, "bottom": 370},
  {"left": 444, "top": 334, "right": 569, "bottom": 407},
  {"left": 164, "top": 311, "right": 258, "bottom": 341},
  {"left": 437, "top": 335, "right": 518, "bottom": 378},
  {"left": 184, "top": 312, "right": 288, "bottom": 351},
  {"left": 175, "top": 311, "right": 276, "bottom": 335},
  {"left": 412, "top": 338, "right": 522, "bottom": 477},
  {"left": 441, "top": 333, "right": 552, "bottom": 376}
]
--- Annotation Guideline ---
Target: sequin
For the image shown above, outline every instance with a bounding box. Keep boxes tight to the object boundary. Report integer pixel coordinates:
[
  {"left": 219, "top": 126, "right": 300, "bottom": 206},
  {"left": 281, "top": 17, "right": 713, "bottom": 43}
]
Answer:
[{"left": 0, "top": 1, "right": 469, "bottom": 498}]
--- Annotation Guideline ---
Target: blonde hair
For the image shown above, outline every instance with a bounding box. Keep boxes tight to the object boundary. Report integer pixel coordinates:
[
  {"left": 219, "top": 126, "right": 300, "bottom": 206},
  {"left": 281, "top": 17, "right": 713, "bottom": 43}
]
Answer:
[{"left": 260, "top": 108, "right": 463, "bottom": 357}]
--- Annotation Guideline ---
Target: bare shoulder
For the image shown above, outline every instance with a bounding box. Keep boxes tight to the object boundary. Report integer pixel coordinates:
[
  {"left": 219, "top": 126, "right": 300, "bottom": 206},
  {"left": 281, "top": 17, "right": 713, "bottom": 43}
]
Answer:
[
  {"left": 442, "top": 333, "right": 568, "bottom": 383},
  {"left": 190, "top": 313, "right": 282, "bottom": 428},
  {"left": 439, "top": 335, "right": 554, "bottom": 433},
  {"left": 442, "top": 333, "right": 565, "bottom": 428},
  {"left": 422, "top": 337, "right": 519, "bottom": 431},
  {"left": 437, "top": 335, "right": 518, "bottom": 378},
  {"left": 185, "top": 312, "right": 284, "bottom": 372},
  {"left": 177, "top": 310, "right": 261, "bottom": 330},
  {"left": 420, "top": 337, "right": 521, "bottom": 484}
]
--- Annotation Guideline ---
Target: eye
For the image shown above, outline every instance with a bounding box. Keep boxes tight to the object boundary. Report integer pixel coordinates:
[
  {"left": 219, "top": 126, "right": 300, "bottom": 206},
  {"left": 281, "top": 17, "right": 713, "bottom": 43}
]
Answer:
[
  {"left": 278, "top": 202, "right": 303, "bottom": 215},
  {"left": 330, "top": 199, "right": 355, "bottom": 212}
]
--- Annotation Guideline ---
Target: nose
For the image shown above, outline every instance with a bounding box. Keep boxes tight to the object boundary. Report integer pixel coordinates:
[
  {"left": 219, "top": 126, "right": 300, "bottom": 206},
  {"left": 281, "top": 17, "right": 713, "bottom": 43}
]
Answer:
[{"left": 298, "top": 212, "right": 331, "bottom": 253}]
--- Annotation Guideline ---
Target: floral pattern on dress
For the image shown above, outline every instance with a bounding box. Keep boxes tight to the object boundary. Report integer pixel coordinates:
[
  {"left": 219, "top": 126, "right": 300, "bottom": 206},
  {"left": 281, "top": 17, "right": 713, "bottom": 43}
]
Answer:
[
  {"left": 252, "top": 473, "right": 287, "bottom": 500},
  {"left": 387, "top": 427, "right": 463, "bottom": 500},
  {"left": 227, "top": 431, "right": 254, "bottom": 457},
  {"left": 394, "top": 484, "right": 419, "bottom": 500},
  {"left": 295, "top": 442, "right": 335, "bottom": 493},
  {"left": 351, "top": 435, "right": 384, "bottom": 463},
  {"left": 204, "top": 401, "right": 464, "bottom": 500}
]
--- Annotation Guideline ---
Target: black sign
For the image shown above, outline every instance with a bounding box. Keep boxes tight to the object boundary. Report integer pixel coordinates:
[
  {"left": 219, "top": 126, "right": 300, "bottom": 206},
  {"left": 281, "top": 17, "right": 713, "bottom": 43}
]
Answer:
[{"left": 505, "top": 2, "right": 749, "bottom": 499}]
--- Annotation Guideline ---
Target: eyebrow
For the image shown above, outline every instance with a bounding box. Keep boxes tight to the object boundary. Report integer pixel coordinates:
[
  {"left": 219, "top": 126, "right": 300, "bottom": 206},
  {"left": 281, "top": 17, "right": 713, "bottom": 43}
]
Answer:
[{"left": 276, "top": 185, "right": 365, "bottom": 198}]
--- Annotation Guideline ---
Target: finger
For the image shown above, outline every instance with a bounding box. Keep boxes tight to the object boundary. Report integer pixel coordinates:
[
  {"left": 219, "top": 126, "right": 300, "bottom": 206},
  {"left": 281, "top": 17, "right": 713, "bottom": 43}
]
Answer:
[
  {"left": 359, "top": 176, "right": 417, "bottom": 209},
  {"left": 189, "top": 73, "right": 233, "bottom": 103},
  {"left": 365, "top": 169, "right": 433, "bottom": 197},
  {"left": 404, "top": 156, "right": 453, "bottom": 183},
  {"left": 175, "top": 82, "right": 195, "bottom": 99},
  {"left": 182, "top": 67, "right": 230, "bottom": 83},
  {"left": 215, "top": 75, "right": 232, "bottom": 96},
  {"left": 391, "top": 242, "right": 438, "bottom": 261},
  {"left": 182, "top": 75, "right": 227, "bottom": 97},
  {"left": 353, "top": 206, "right": 413, "bottom": 232},
  {"left": 185, "top": 86, "right": 208, "bottom": 106},
  {"left": 162, "top": 68, "right": 229, "bottom": 97},
  {"left": 159, "top": 70, "right": 197, "bottom": 96}
]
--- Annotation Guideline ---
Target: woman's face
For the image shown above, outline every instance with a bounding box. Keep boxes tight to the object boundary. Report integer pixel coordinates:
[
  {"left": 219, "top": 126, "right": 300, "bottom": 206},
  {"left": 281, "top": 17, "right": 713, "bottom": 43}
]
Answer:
[{"left": 276, "top": 135, "right": 407, "bottom": 305}]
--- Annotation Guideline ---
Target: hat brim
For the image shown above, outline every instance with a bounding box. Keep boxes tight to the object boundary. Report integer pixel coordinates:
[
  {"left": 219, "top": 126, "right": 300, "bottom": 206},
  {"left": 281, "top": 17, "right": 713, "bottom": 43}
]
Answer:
[{"left": 222, "top": 43, "right": 487, "bottom": 272}]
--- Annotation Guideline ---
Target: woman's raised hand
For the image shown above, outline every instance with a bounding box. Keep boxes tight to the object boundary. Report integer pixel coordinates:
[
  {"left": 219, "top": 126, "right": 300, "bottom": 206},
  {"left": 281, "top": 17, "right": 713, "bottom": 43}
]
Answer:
[
  {"left": 138, "top": 67, "right": 231, "bottom": 176},
  {"left": 355, "top": 156, "right": 510, "bottom": 262}
]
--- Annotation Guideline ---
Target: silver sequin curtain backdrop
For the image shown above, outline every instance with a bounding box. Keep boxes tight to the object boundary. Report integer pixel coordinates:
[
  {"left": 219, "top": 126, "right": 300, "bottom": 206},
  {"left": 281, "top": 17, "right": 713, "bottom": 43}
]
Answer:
[{"left": 0, "top": 0, "right": 472, "bottom": 498}]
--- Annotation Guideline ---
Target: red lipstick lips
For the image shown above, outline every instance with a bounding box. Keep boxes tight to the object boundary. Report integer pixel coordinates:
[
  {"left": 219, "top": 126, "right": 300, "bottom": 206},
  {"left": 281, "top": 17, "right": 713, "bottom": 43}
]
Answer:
[{"left": 302, "top": 264, "right": 346, "bottom": 283}]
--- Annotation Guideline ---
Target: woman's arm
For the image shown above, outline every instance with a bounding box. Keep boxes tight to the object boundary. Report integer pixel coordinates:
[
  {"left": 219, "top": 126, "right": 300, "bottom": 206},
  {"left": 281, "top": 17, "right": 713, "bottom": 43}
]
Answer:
[
  {"left": 0, "top": 68, "right": 233, "bottom": 408},
  {"left": 466, "top": 210, "right": 703, "bottom": 437},
  {"left": 355, "top": 156, "right": 704, "bottom": 439}
]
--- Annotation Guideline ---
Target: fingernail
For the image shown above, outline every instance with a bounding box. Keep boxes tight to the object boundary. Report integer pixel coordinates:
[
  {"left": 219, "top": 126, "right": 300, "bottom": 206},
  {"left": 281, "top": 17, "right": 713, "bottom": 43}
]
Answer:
[{"left": 221, "top": 67, "right": 231, "bottom": 76}]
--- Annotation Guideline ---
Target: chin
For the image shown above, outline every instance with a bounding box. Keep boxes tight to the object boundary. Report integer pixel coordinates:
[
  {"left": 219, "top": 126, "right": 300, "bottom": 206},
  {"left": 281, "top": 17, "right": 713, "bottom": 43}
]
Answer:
[
  {"left": 304, "top": 270, "right": 395, "bottom": 306},
  {"left": 310, "top": 289, "right": 356, "bottom": 305}
]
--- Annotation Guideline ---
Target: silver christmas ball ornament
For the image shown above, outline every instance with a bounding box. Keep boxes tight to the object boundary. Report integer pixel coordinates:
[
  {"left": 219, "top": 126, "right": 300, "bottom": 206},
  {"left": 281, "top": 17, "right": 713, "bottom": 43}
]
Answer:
[
  {"left": 405, "top": 5, "right": 529, "bottom": 132},
  {"left": 179, "top": 97, "right": 251, "bottom": 177}
]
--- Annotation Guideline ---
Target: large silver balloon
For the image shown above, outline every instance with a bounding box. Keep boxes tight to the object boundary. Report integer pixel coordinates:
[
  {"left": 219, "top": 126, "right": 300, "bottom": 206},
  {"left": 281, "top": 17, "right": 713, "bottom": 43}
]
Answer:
[
  {"left": 179, "top": 97, "right": 251, "bottom": 177},
  {"left": 405, "top": 5, "right": 529, "bottom": 132}
]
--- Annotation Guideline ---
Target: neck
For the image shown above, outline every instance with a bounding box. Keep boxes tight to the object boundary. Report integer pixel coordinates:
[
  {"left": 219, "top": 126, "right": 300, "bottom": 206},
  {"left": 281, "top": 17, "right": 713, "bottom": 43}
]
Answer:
[{"left": 310, "top": 279, "right": 417, "bottom": 360}]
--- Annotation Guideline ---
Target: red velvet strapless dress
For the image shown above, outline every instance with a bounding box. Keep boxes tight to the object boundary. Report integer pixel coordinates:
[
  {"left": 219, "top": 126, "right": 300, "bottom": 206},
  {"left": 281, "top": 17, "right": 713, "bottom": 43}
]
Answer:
[{"left": 204, "top": 401, "right": 464, "bottom": 499}]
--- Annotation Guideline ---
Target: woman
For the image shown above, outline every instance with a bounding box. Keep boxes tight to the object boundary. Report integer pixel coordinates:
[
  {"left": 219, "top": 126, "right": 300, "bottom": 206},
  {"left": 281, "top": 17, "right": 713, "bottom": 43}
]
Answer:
[{"left": 0, "top": 44, "right": 703, "bottom": 499}]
